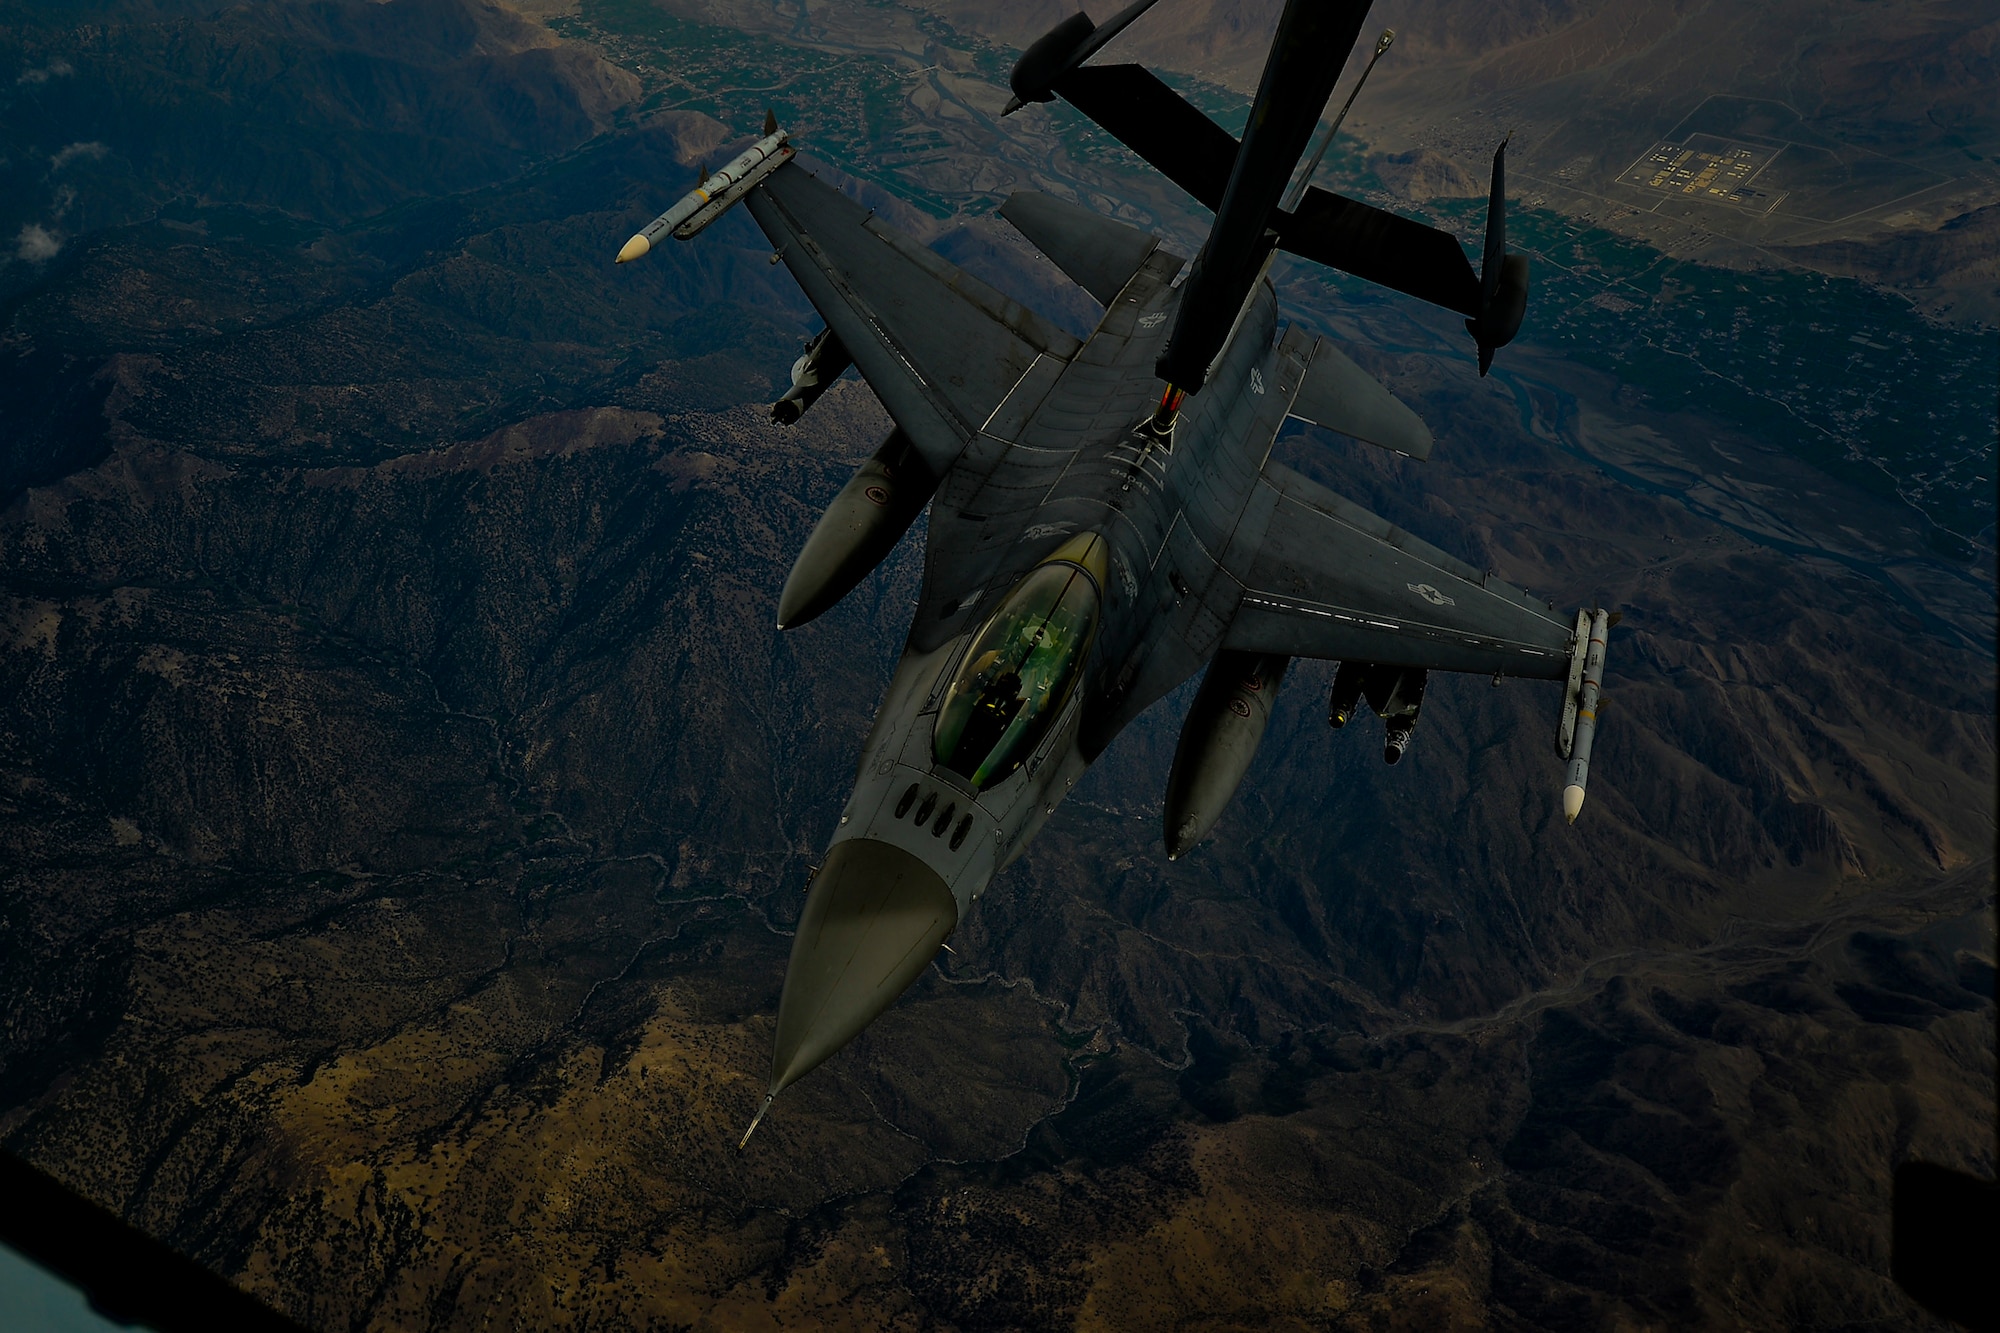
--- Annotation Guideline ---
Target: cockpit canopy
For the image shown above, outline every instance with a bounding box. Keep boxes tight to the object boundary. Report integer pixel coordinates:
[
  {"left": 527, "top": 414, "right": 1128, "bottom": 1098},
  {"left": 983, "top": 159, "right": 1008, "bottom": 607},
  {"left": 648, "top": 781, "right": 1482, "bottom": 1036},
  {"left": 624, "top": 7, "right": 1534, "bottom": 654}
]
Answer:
[{"left": 933, "top": 535, "right": 1106, "bottom": 790}]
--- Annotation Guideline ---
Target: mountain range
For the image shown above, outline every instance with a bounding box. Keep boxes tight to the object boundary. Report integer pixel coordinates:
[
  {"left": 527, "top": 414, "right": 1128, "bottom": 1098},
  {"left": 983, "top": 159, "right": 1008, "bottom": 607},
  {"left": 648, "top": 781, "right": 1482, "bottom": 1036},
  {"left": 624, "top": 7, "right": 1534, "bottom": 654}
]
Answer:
[{"left": 0, "top": 1, "right": 1991, "bottom": 1328}]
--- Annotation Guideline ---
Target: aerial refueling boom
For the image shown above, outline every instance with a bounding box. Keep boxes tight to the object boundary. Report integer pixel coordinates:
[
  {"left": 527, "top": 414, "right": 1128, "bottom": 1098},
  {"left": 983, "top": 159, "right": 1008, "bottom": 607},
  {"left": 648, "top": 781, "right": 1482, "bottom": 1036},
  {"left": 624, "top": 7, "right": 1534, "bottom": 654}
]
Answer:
[{"left": 1008, "top": 0, "right": 1532, "bottom": 385}]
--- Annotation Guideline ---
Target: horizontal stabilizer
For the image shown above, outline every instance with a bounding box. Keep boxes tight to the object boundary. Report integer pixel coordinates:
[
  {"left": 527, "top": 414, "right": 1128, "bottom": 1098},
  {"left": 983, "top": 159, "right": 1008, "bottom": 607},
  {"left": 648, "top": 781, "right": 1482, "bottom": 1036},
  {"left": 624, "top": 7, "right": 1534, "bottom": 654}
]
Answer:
[
  {"left": 1289, "top": 338, "right": 1433, "bottom": 459},
  {"left": 1277, "top": 187, "right": 1481, "bottom": 317},
  {"left": 998, "top": 191, "right": 1161, "bottom": 306},
  {"left": 1050, "top": 64, "right": 1238, "bottom": 210}
]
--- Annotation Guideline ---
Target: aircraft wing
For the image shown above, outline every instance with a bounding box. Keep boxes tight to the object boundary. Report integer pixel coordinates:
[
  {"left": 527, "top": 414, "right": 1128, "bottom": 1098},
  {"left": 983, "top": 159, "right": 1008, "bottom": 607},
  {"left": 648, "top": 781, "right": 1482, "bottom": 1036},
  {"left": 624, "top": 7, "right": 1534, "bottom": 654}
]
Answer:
[
  {"left": 1221, "top": 461, "right": 1574, "bottom": 679},
  {"left": 745, "top": 163, "right": 1082, "bottom": 475}
]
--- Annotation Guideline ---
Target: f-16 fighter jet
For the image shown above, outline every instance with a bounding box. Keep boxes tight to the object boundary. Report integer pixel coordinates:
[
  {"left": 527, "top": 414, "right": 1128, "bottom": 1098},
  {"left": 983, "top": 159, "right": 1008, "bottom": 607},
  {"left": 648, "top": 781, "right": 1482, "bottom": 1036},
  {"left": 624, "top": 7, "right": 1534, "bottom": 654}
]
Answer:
[{"left": 615, "top": 0, "right": 1614, "bottom": 1146}]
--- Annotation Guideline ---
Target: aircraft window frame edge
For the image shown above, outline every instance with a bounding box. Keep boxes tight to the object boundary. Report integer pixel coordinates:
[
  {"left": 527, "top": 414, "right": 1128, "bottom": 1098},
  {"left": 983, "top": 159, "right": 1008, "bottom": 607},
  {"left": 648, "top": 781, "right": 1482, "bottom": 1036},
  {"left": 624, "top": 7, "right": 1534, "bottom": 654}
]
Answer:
[{"left": 930, "top": 553, "right": 1104, "bottom": 792}]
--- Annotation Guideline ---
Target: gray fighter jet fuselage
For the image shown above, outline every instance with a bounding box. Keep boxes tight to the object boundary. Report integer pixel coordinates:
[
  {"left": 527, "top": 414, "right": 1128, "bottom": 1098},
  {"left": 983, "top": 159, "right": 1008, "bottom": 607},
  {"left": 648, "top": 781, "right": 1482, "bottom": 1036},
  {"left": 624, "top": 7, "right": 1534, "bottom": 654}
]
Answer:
[{"left": 614, "top": 0, "right": 1615, "bottom": 1144}]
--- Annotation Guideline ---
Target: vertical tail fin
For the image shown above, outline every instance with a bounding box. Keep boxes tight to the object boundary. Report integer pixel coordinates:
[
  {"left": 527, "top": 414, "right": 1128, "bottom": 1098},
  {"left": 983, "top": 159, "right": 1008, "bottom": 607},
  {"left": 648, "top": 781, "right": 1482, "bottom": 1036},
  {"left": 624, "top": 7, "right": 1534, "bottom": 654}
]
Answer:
[
  {"left": 1467, "top": 138, "right": 1530, "bottom": 375},
  {"left": 1481, "top": 138, "right": 1509, "bottom": 311}
]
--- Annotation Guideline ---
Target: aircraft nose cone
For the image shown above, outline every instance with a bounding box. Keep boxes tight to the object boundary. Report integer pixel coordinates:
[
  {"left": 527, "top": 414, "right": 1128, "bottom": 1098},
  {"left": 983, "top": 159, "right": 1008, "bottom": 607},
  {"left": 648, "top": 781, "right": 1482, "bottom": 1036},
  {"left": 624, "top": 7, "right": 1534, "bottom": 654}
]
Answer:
[{"left": 768, "top": 838, "right": 958, "bottom": 1098}]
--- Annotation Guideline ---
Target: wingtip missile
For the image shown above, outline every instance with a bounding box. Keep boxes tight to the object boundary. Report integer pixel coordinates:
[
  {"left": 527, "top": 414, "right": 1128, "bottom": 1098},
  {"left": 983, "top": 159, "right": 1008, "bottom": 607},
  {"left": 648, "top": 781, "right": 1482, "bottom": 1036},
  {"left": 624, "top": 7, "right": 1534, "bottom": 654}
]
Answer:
[
  {"left": 614, "top": 123, "right": 795, "bottom": 263},
  {"left": 1557, "top": 608, "right": 1610, "bottom": 824}
]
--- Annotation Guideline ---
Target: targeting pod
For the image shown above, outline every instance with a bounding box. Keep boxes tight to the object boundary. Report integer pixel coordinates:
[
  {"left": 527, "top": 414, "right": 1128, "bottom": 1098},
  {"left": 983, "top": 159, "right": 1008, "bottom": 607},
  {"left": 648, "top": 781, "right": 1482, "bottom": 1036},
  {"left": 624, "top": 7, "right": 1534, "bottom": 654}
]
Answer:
[
  {"left": 1556, "top": 608, "right": 1612, "bottom": 823},
  {"left": 616, "top": 112, "right": 794, "bottom": 263},
  {"left": 1328, "top": 661, "right": 1426, "bottom": 764}
]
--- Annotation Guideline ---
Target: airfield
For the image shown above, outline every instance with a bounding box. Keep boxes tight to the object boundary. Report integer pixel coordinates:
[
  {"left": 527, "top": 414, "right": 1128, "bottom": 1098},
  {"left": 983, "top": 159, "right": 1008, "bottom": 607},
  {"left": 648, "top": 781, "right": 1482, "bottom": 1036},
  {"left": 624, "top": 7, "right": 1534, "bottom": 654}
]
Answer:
[{"left": 1602, "top": 96, "right": 1966, "bottom": 241}]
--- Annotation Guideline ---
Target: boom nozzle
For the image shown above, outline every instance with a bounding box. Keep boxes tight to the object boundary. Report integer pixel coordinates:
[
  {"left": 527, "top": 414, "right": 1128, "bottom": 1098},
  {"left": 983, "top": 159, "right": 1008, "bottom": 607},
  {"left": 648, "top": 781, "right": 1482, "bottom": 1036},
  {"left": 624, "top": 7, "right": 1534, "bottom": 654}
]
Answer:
[
  {"left": 738, "top": 1094, "right": 775, "bottom": 1151},
  {"left": 1281, "top": 26, "right": 1395, "bottom": 213}
]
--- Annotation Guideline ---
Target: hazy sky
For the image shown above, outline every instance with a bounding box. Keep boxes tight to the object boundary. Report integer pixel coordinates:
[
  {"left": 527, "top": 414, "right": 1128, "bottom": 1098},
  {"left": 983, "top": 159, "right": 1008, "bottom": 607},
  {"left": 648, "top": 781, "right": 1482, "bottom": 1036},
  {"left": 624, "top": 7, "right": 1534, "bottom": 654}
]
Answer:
[{"left": 0, "top": 1244, "right": 134, "bottom": 1333}]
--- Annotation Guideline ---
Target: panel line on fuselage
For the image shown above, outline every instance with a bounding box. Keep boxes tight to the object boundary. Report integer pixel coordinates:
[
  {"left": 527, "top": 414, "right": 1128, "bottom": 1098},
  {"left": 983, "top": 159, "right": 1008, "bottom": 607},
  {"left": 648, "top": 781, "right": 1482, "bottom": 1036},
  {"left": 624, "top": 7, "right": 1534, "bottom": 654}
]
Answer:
[{"left": 977, "top": 353, "right": 1067, "bottom": 439}]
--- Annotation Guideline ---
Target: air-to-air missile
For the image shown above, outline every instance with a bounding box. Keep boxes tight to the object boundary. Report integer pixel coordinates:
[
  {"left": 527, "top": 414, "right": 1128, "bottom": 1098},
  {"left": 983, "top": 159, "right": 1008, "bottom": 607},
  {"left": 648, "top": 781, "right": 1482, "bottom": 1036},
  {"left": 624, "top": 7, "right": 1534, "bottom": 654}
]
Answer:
[
  {"left": 615, "top": 111, "right": 792, "bottom": 263},
  {"left": 1557, "top": 609, "right": 1612, "bottom": 822}
]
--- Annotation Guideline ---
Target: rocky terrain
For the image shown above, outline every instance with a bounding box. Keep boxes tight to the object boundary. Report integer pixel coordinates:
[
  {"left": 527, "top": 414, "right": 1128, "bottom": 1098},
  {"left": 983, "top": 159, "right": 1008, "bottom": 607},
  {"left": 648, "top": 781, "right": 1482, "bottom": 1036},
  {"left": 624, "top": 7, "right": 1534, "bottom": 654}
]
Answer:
[
  {"left": 0, "top": 1, "right": 1993, "bottom": 1329},
  {"left": 1772, "top": 202, "right": 2000, "bottom": 325}
]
